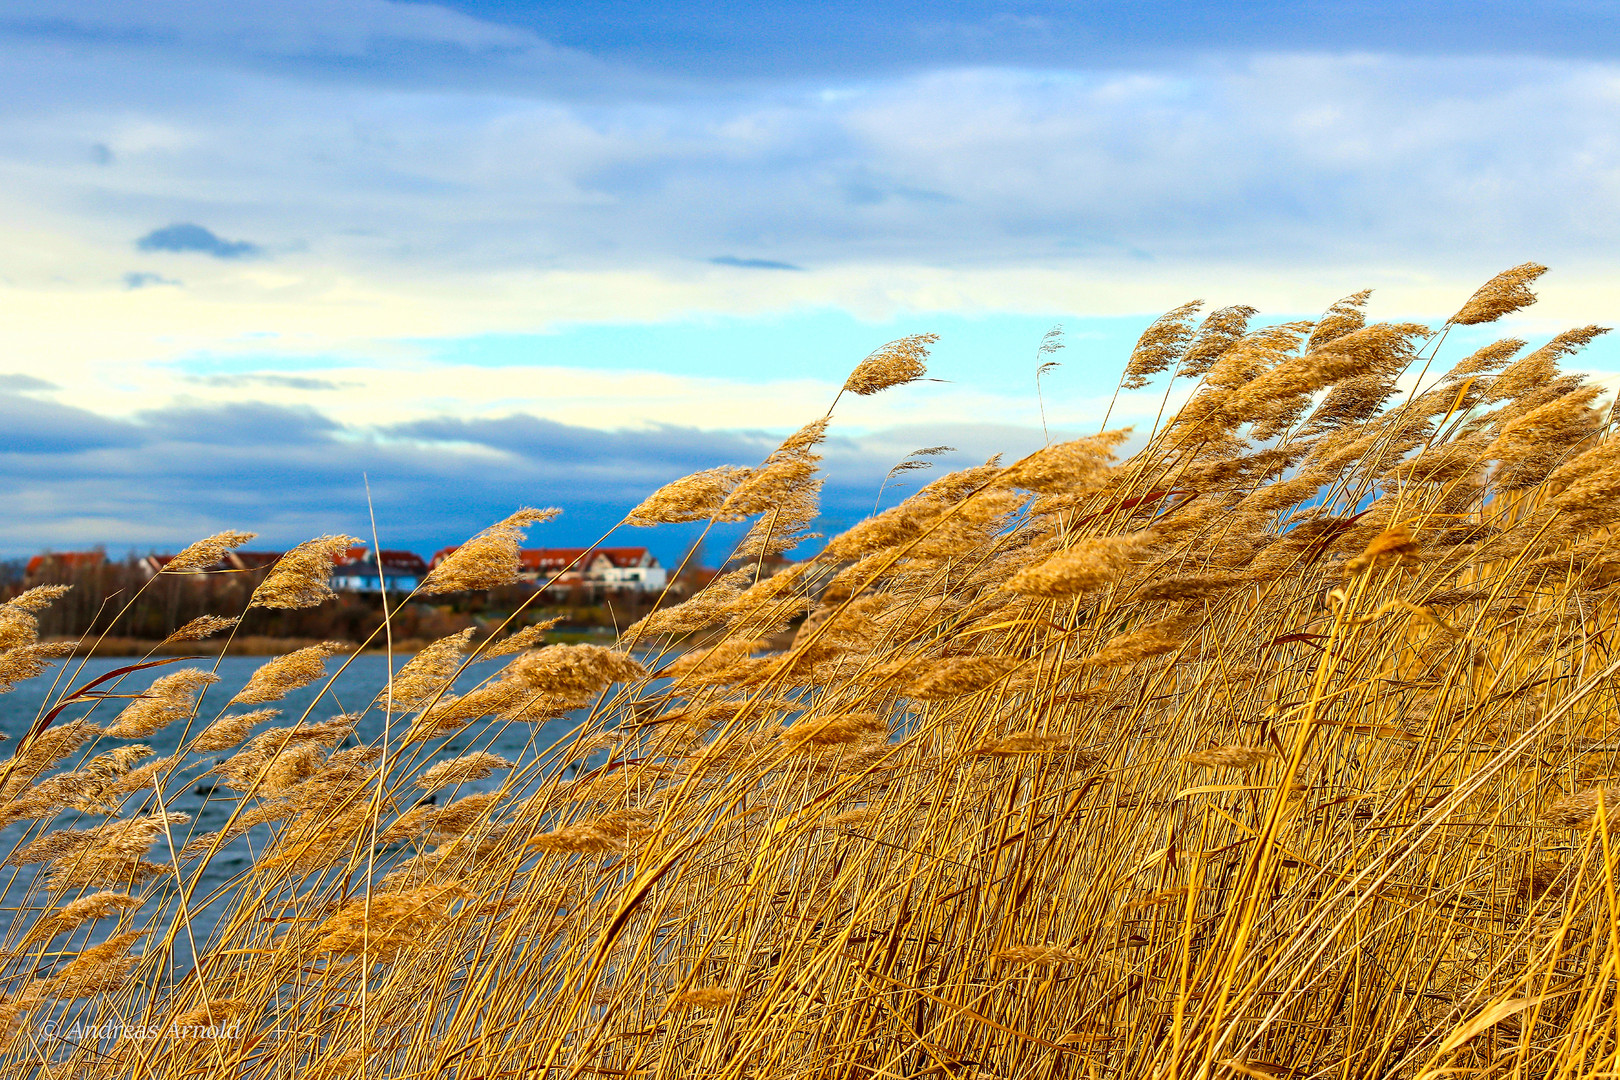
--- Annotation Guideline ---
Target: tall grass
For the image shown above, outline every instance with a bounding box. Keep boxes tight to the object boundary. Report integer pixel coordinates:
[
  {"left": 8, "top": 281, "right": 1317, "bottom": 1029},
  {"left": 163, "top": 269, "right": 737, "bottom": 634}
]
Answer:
[{"left": 3, "top": 264, "right": 1620, "bottom": 1078}]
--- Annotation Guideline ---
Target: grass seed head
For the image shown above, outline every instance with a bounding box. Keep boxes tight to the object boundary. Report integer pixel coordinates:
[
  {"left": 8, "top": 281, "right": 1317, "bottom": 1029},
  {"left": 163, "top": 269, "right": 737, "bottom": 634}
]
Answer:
[
  {"left": 1122, "top": 300, "right": 1202, "bottom": 389},
  {"left": 251, "top": 534, "right": 360, "bottom": 609},
  {"left": 1182, "top": 746, "right": 1272, "bottom": 770},
  {"left": 673, "top": 986, "right": 740, "bottom": 1010},
  {"left": 230, "top": 642, "right": 346, "bottom": 705},
  {"left": 1543, "top": 786, "right": 1620, "bottom": 829},
  {"left": 165, "top": 530, "right": 258, "bottom": 573},
  {"left": 906, "top": 656, "right": 1020, "bottom": 700},
  {"left": 628, "top": 464, "right": 755, "bottom": 526},
  {"left": 160, "top": 614, "right": 241, "bottom": 644},
  {"left": 0, "top": 640, "right": 77, "bottom": 692},
  {"left": 106, "top": 668, "right": 220, "bottom": 738},
  {"left": 418, "top": 752, "right": 514, "bottom": 792},
  {"left": 419, "top": 508, "right": 560, "bottom": 594},
  {"left": 842, "top": 333, "right": 937, "bottom": 396},
  {"left": 1448, "top": 262, "right": 1548, "bottom": 325},
  {"left": 192, "top": 708, "right": 279, "bottom": 753}
]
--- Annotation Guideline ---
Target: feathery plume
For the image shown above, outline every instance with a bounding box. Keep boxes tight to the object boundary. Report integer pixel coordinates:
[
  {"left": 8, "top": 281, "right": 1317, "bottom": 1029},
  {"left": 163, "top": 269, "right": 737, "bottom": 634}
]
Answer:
[
  {"left": 315, "top": 884, "right": 466, "bottom": 961},
  {"left": 977, "top": 732, "right": 1093, "bottom": 761},
  {"left": 1137, "top": 573, "right": 1243, "bottom": 603},
  {"left": 718, "top": 418, "right": 828, "bottom": 520},
  {"left": 627, "top": 465, "right": 754, "bottom": 526},
  {"left": 160, "top": 614, "right": 240, "bottom": 645},
  {"left": 192, "top": 708, "right": 278, "bottom": 753},
  {"left": 1081, "top": 617, "right": 1193, "bottom": 668},
  {"left": 0, "top": 607, "right": 39, "bottom": 651},
  {"left": 1182, "top": 745, "right": 1272, "bottom": 770},
  {"left": 26, "top": 892, "right": 141, "bottom": 943},
  {"left": 995, "top": 944, "right": 1087, "bottom": 967},
  {"left": 43, "top": 929, "right": 148, "bottom": 998},
  {"left": 672, "top": 987, "right": 740, "bottom": 1009},
  {"left": 1229, "top": 323, "right": 1428, "bottom": 427},
  {"left": 420, "top": 508, "right": 560, "bottom": 594},
  {"left": 1345, "top": 525, "right": 1421, "bottom": 575},
  {"left": 527, "top": 823, "right": 624, "bottom": 854},
  {"left": 418, "top": 752, "right": 514, "bottom": 792},
  {"left": 1003, "top": 534, "right": 1152, "bottom": 598},
  {"left": 165, "top": 530, "right": 258, "bottom": 573},
  {"left": 906, "top": 656, "right": 1020, "bottom": 700},
  {"left": 842, "top": 333, "right": 938, "bottom": 396},
  {"left": 1306, "top": 289, "right": 1372, "bottom": 351},
  {"left": 380, "top": 628, "right": 474, "bottom": 712},
  {"left": 1000, "top": 430, "right": 1129, "bottom": 494},
  {"left": 1543, "top": 786, "right": 1620, "bottom": 829},
  {"left": 1300, "top": 374, "right": 1399, "bottom": 435},
  {"left": 251, "top": 535, "right": 360, "bottom": 609},
  {"left": 0, "top": 641, "right": 77, "bottom": 692},
  {"left": 1489, "top": 326, "right": 1610, "bottom": 402},
  {"left": 480, "top": 617, "right": 563, "bottom": 660},
  {"left": 1447, "top": 338, "right": 1526, "bottom": 379},
  {"left": 507, "top": 644, "right": 646, "bottom": 704},
  {"left": 1121, "top": 301, "right": 1202, "bottom": 389},
  {"left": 783, "top": 712, "right": 885, "bottom": 751},
  {"left": 4, "top": 584, "right": 72, "bottom": 614},
  {"left": 1179, "top": 305, "right": 1259, "bottom": 378},
  {"left": 624, "top": 568, "right": 751, "bottom": 639},
  {"left": 1448, "top": 262, "right": 1548, "bottom": 325},
  {"left": 229, "top": 642, "right": 346, "bottom": 705},
  {"left": 106, "top": 668, "right": 219, "bottom": 738}
]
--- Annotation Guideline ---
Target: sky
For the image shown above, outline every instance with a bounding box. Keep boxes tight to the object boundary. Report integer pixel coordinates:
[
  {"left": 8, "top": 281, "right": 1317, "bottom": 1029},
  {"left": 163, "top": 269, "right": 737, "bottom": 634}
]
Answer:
[{"left": 1, "top": 1, "right": 1618, "bottom": 564}]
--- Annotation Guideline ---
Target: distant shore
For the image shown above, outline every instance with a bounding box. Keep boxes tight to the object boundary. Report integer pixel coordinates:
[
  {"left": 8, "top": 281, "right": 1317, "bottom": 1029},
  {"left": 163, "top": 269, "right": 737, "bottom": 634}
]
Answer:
[{"left": 49, "top": 629, "right": 619, "bottom": 657}]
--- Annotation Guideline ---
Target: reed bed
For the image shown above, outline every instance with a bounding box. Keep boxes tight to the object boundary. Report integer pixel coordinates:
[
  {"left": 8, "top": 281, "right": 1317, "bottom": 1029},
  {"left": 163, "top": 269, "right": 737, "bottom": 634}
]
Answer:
[{"left": 3, "top": 263, "right": 1620, "bottom": 1078}]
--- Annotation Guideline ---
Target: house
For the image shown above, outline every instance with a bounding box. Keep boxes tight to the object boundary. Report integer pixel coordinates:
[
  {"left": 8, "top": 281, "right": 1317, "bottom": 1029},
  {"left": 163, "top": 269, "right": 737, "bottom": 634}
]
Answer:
[
  {"left": 426, "top": 546, "right": 667, "bottom": 593},
  {"left": 224, "top": 551, "right": 285, "bottom": 571},
  {"left": 139, "top": 549, "right": 286, "bottom": 578},
  {"left": 25, "top": 551, "right": 105, "bottom": 579},
  {"left": 579, "top": 548, "right": 667, "bottom": 591},
  {"left": 331, "top": 548, "right": 429, "bottom": 594},
  {"left": 140, "top": 554, "right": 178, "bottom": 577}
]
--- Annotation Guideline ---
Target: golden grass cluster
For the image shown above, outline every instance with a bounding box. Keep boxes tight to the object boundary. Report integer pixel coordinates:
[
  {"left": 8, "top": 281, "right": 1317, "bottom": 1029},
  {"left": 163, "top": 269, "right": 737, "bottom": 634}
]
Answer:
[{"left": 4, "top": 263, "right": 1620, "bottom": 1077}]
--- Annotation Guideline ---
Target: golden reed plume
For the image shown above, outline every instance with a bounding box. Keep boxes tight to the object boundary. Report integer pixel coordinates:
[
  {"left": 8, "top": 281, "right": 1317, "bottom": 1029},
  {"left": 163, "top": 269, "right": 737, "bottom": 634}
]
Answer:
[{"left": 3, "top": 265, "right": 1620, "bottom": 1078}]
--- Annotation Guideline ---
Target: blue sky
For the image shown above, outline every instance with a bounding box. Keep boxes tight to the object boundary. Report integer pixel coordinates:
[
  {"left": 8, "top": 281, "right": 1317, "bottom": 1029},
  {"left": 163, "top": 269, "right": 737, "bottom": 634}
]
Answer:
[{"left": 0, "top": 1, "right": 1616, "bottom": 564}]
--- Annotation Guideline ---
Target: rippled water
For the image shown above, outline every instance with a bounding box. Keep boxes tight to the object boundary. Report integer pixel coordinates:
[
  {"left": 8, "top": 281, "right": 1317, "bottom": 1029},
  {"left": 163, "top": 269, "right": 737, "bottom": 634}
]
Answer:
[{"left": 0, "top": 654, "right": 592, "bottom": 970}]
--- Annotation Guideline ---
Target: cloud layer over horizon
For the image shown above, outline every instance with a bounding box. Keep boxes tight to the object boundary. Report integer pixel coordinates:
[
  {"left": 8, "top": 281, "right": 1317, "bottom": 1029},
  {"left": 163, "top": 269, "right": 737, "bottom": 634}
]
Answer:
[{"left": 0, "top": 1, "right": 1616, "bottom": 560}]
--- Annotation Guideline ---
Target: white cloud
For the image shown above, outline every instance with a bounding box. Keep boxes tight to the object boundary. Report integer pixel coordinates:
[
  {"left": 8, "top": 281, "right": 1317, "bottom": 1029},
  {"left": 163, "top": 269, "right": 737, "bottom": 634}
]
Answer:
[
  {"left": 2, "top": 47, "right": 1617, "bottom": 294},
  {"left": 0, "top": 24, "right": 1617, "bottom": 530}
]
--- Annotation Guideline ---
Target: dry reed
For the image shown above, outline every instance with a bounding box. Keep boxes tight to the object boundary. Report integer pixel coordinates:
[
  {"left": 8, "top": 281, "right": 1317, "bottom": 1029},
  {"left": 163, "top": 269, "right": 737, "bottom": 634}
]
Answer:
[{"left": 5, "top": 267, "right": 1620, "bottom": 1079}]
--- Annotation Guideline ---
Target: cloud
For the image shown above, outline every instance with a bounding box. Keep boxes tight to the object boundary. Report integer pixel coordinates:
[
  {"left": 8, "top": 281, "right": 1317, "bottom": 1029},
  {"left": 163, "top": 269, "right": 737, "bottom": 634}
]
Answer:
[
  {"left": 2, "top": 50, "right": 1608, "bottom": 292},
  {"left": 0, "top": 382, "right": 1066, "bottom": 564},
  {"left": 0, "top": 374, "right": 57, "bottom": 391},
  {"left": 136, "top": 401, "right": 340, "bottom": 446},
  {"left": 709, "top": 256, "right": 804, "bottom": 271},
  {"left": 0, "top": 388, "right": 143, "bottom": 453},
  {"left": 123, "top": 271, "right": 181, "bottom": 289},
  {"left": 190, "top": 374, "right": 355, "bottom": 391},
  {"left": 135, "top": 224, "right": 261, "bottom": 259},
  {"left": 384, "top": 414, "right": 773, "bottom": 467}
]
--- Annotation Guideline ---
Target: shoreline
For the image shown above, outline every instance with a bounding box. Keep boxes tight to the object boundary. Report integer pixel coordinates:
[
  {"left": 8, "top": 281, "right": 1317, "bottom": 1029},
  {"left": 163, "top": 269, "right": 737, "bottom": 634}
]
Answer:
[{"left": 47, "top": 630, "right": 619, "bottom": 657}]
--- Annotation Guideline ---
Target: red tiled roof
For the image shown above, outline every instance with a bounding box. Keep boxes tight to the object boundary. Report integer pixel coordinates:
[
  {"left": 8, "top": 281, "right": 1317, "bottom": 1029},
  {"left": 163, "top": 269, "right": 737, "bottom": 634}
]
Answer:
[
  {"left": 428, "top": 546, "right": 654, "bottom": 573},
  {"left": 335, "top": 548, "right": 429, "bottom": 574},
  {"left": 25, "top": 552, "right": 105, "bottom": 576},
  {"left": 377, "top": 550, "right": 428, "bottom": 574},
  {"left": 226, "top": 551, "right": 285, "bottom": 570},
  {"left": 519, "top": 547, "right": 653, "bottom": 571}
]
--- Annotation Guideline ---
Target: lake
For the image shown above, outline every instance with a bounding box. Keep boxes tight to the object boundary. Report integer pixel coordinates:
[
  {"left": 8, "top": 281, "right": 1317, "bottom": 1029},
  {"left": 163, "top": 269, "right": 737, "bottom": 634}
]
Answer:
[{"left": 0, "top": 652, "right": 594, "bottom": 969}]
